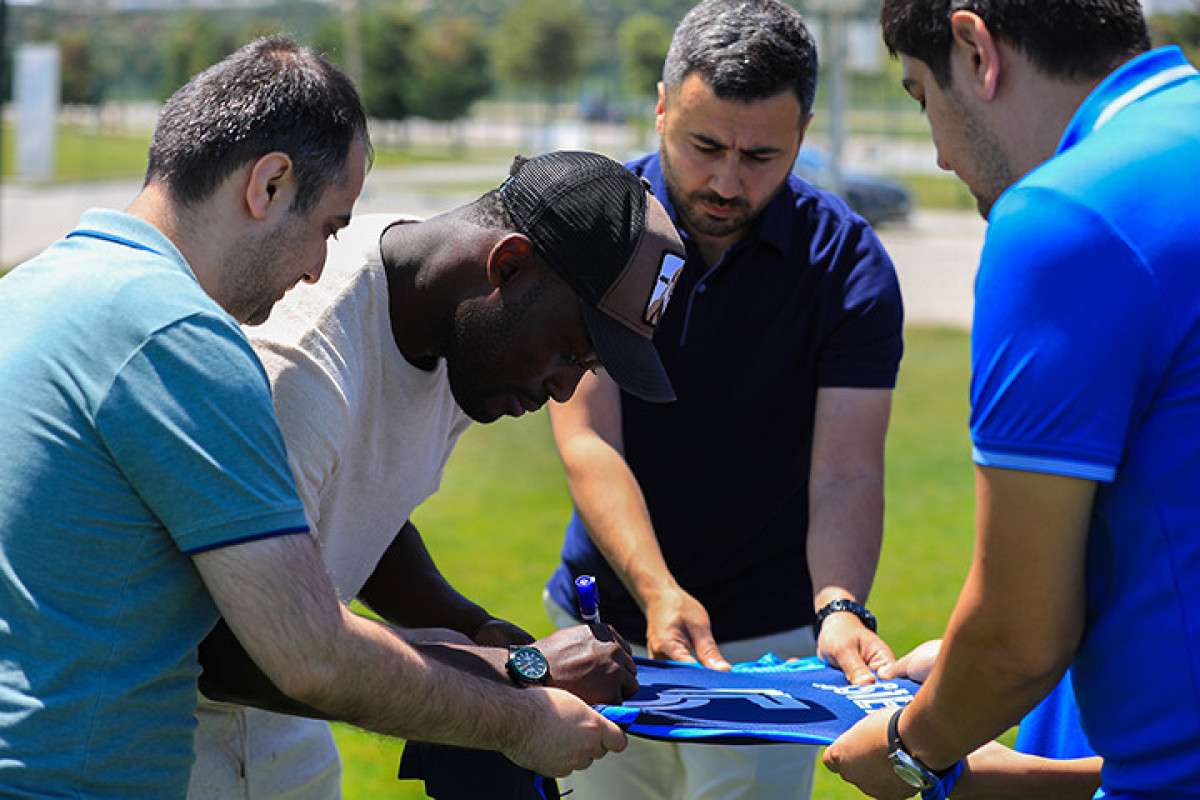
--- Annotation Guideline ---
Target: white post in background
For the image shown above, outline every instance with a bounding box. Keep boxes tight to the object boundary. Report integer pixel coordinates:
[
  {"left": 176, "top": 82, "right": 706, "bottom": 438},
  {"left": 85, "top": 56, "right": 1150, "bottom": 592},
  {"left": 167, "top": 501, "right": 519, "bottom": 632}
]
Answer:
[
  {"left": 15, "top": 42, "right": 60, "bottom": 182},
  {"left": 802, "top": 0, "right": 880, "bottom": 193}
]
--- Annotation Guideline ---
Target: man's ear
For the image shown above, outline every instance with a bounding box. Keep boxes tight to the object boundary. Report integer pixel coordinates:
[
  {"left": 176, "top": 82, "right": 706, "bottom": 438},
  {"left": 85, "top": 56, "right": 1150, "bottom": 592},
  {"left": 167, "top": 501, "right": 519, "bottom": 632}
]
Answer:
[
  {"left": 245, "top": 152, "right": 294, "bottom": 221},
  {"left": 484, "top": 233, "right": 536, "bottom": 289},
  {"left": 798, "top": 110, "right": 815, "bottom": 146},
  {"left": 949, "top": 10, "right": 1002, "bottom": 102}
]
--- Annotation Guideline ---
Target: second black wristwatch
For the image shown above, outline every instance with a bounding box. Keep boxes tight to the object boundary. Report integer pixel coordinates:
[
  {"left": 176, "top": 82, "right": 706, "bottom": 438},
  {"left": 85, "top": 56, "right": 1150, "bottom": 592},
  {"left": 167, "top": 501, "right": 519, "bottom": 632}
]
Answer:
[{"left": 813, "top": 598, "right": 877, "bottom": 638}]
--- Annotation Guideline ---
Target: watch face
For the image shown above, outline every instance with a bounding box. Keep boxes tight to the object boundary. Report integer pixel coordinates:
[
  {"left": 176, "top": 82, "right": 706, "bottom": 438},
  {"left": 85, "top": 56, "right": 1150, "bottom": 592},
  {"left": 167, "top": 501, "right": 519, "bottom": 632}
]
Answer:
[{"left": 510, "top": 647, "right": 549, "bottom": 682}]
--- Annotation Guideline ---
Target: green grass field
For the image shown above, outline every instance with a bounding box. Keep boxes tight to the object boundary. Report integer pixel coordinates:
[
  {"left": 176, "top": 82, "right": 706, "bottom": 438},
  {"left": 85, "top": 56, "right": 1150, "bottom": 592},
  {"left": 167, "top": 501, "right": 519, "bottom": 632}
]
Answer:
[
  {"left": 333, "top": 325, "right": 978, "bottom": 799},
  {"left": 1, "top": 122, "right": 974, "bottom": 214},
  {"left": 0, "top": 122, "right": 512, "bottom": 184}
]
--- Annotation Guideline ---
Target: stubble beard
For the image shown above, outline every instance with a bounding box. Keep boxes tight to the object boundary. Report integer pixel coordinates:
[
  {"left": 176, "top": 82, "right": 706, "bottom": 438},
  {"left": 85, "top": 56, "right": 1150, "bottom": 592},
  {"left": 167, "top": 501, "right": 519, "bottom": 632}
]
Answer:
[{"left": 659, "top": 144, "right": 780, "bottom": 241}]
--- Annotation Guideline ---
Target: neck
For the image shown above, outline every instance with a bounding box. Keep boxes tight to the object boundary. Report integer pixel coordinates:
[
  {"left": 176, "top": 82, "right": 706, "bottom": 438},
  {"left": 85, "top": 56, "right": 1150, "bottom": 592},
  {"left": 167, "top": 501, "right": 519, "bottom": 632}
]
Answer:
[
  {"left": 380, "top": 221, "right": 436, "bottom": 368},
  {"left": 688, "top": 228, "right": 741, "bottom": 270},
  {"left": 1000, "top": 68, "right": 1106, "bottom": 179},
  {"left": 126, "top": 183, "right": 223, "bottom": 299}
]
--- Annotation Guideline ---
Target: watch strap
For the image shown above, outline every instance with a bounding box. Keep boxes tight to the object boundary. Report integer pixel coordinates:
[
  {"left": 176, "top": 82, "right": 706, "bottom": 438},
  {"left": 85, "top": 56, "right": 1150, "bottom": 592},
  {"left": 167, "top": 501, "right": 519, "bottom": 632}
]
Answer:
[
  {"left": 920, "top": 759, "right": 964, "bottom": 800},
  {"left": 888, "top": 707, "right": 959, "bottom": 790},
  {"left": 814, "top": 598, "right": 877, "bottom": 639}
]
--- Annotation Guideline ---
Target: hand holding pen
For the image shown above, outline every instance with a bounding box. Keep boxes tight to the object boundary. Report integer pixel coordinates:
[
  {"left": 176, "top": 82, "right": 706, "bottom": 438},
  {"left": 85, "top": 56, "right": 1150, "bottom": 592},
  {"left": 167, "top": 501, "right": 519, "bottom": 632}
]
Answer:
[{"left": 526, "top": 575, "right": 637, "bottom": 704}]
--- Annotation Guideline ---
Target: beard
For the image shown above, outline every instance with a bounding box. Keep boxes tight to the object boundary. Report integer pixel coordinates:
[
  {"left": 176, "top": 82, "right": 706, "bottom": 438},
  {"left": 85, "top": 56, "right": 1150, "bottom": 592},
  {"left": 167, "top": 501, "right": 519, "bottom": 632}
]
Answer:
[
  {"left": 225, "top": 218, "right": 304, "bottom": 326},
  {"left": 441, "top": 279, "right": 547, "bottom": 423},
  {"left": 943, "top": 86, "right": 1018, "bottom": 220},
  {"left": 659, "top": 144, "right": 782, "bottom": 240}
]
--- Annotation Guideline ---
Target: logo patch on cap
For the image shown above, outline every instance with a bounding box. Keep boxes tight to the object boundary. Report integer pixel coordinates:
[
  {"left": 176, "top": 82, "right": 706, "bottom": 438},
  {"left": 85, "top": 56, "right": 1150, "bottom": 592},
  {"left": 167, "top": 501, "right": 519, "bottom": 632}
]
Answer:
[{"left": 645, "top": 252, "right": 685, "bottom": 326}]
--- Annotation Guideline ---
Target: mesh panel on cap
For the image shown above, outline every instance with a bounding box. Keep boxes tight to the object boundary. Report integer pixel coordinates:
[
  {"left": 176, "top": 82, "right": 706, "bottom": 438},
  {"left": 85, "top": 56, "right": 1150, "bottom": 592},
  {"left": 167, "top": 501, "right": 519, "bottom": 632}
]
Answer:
[{"left": 501, "top": 151, "right": 647, "bottom": 302}]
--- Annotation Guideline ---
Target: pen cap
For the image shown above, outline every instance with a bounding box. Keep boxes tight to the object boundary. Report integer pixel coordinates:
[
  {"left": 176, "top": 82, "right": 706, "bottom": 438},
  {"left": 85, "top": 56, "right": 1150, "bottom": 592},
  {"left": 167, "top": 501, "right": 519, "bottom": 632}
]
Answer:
[{"left": 575, "top": 575, "right": 599, "bottom": 619}]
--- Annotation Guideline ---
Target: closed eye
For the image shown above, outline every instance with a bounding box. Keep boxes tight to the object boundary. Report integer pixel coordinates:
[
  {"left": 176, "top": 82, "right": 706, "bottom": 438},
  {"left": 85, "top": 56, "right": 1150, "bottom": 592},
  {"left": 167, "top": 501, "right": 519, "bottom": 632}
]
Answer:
[{"left": 567, "top": 353, "right": 602, "bottom": 374}]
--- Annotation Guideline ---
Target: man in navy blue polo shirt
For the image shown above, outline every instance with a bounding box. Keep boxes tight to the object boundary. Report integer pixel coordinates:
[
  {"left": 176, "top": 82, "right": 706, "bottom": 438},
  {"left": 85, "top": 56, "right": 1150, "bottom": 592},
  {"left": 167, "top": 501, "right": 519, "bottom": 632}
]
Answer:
[{"left": 543, "top": 1, "right": 904, "bottom": 797}]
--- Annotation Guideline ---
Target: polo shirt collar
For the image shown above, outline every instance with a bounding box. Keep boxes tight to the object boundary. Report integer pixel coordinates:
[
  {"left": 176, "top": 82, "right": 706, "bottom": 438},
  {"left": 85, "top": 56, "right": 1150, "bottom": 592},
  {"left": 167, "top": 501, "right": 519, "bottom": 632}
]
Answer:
[
  {"left": 639, "top": 153, "right": 794, "bottom": 263},
  {"left": 1059, "top": 45, "right": 1198, "bottom": 154}
]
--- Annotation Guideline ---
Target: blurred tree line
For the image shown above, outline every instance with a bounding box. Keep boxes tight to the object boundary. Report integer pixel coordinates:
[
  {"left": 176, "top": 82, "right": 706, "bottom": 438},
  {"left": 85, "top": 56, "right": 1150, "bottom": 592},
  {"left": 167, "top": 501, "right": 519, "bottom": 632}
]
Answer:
[
  {"left": 4, "top": 0, "right": 1198, "bottom": 127},
  {"left": 1, "top": 0, "right": 677, "bottom": 125}
]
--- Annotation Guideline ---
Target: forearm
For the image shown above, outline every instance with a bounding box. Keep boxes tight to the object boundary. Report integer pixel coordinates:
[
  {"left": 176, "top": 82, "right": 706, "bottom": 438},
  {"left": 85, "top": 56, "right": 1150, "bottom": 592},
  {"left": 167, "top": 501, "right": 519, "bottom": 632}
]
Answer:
[
  {"left": 953, "top": 742, "right": 1102, "bottom": 800},
  {"left": 199, "top": 617, "right": 332, "bottom": 718},
  {"left": 358, "top": 520, "right": 492, "bottom": 636},
  {"left": 901, "top": 581, "right": 1077, "bottom": 770},
  {"left": 199, "top": 618, "right": 508, "bottom": 718},
  {"left": 899, "top": 469, "right": 1094, "bottom": 771},
  {"left": 807, "top": 471, "right": 884, "bottom": 610},
  {"left": 822, "top": 470, "right": 1096, "bottom": 794},
  {"left": 807, "top": 387, "right": 889, "bottom": 611},
  {"left": 562, "top": 438, "right": 677, "bottom": 610},
  {"left": 194, "top": 536, "right": 534, "bottom": 754}
]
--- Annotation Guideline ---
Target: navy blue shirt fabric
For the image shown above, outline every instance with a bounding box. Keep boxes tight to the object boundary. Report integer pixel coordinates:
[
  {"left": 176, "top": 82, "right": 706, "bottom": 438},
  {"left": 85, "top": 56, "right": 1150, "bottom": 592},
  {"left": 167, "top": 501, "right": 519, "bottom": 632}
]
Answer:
[
  {"left": 548, "top": 153, "right": 904, "bottom": 644},
  {"left": 397, "top": 743, "right": 560, "bottom": 799}
]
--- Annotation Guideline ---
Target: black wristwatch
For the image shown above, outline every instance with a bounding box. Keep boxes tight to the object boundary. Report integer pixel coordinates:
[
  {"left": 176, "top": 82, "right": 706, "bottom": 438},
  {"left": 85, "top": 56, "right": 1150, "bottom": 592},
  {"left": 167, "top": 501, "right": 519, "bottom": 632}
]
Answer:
[
  {"left": 813, "top": 598, "right": 877, "bottom": 639},
  {"left": 887, "top": 707, "right": 953, "bottom": 791},
  {"left": 506, "top": 645, "right": 550, "bottom": 687}
]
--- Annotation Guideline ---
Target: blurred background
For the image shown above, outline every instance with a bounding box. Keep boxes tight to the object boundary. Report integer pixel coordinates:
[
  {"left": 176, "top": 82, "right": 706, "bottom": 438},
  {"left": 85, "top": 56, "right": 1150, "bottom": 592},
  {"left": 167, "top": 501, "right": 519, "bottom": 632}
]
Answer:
[{"left": 5, "top": 0, "right": 1200, "bottom": 272}]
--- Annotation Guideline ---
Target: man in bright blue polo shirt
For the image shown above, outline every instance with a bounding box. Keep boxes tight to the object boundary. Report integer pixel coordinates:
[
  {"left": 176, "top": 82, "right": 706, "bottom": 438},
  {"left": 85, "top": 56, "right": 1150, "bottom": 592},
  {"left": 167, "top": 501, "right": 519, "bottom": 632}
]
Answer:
[
  {"left": 544, "top": 2, "right": 904, "bottom": 797},
  {"left": 826, "top": 3, "right": 1200, "bottom": 798}
]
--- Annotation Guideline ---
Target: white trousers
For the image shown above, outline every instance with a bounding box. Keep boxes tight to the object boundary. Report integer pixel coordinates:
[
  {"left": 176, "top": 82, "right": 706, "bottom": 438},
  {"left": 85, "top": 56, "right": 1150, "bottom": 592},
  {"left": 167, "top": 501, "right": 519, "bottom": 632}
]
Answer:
[
  {"left": 544, "top": 593, "right": 819, "bottom": 800},
  {"left": 188, "top": 701, "right": 342, "bottom": 800}
]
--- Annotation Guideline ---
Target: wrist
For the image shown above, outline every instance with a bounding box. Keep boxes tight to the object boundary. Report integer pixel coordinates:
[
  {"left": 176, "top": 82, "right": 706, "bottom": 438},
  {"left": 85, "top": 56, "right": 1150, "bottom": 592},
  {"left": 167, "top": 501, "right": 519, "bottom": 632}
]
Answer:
[
  {"left": 814, "top": 598, "right": 877, "bottom": 639},
  {"left": 890, "top": 706, "right": 961, "bottom": 788},
  {"left": 633, "top": 576, "right": 684, "bottom": 612},
  {"left": 900, "top": 703, "right": 962, "bottom": 774},
  {"left": 506, "top": 645, "right": 550, "bottom": 687},
  {"left": 459, "top": 606, "right": 495, "bottom": 639}
]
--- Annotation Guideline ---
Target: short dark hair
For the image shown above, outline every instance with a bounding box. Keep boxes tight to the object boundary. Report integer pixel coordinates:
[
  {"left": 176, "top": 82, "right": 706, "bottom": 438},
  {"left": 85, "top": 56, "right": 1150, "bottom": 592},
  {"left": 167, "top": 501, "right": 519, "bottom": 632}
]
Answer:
[
  {"left": 145, "top": 35, "right": 372, "bottom": 213},
  {"left": 881, "top": 0, "right": 1151, "bottom": 87},
  {"left": 461, "top": 189, "right": 515, "bottom": 230},
  {"left": 460, "top": 156, "right": 529, "bottom": 230},
  {"left": 662, "top": 0, "right": 819, "bottom": 115}
]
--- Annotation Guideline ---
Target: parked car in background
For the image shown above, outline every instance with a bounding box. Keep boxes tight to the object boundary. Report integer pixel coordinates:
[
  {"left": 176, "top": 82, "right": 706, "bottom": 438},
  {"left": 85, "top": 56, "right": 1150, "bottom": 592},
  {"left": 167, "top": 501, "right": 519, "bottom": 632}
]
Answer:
[{"left": 793, "top": 148, "right": 912, "bottom": 226}]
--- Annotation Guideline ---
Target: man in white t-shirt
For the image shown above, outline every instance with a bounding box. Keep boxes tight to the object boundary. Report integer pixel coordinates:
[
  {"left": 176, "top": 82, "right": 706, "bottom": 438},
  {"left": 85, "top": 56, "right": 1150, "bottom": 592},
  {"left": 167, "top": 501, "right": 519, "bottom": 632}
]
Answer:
[{"left": 188, "top": 150, "right": 687, "bottom": 799}]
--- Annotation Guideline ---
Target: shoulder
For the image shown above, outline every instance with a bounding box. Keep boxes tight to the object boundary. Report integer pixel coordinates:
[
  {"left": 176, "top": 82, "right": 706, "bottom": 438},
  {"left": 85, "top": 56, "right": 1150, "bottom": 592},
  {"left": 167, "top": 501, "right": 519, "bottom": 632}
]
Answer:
[{"left": 773, "top": 176, "right": 899, "bottom": 293}]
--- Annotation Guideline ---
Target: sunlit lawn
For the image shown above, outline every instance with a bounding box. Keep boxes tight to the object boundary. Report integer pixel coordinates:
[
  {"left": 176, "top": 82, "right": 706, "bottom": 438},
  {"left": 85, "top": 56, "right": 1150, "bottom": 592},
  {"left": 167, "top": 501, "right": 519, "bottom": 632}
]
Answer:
[
  {"left": 0, "top": 122, "right": 975, "bottom": 214},
  {"left": 336, "top": 325, "right": 978, "bottom": 799},
  {"left": 0, "top": 122, "right": 512, "bottom": 184}
]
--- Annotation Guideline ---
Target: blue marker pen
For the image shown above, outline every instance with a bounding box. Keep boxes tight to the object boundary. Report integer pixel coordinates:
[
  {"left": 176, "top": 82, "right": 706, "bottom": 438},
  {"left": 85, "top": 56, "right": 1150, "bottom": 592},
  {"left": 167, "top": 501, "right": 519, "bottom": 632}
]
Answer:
[{"left": 575, "top": 574, "right": 601, "bottom": 624}]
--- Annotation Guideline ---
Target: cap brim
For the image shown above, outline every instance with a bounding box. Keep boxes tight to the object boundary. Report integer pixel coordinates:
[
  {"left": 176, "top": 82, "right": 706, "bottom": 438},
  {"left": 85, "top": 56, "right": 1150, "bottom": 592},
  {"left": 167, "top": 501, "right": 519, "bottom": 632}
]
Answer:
[{"left": 581, "top": 302, "right": 676, "bottom": 403}]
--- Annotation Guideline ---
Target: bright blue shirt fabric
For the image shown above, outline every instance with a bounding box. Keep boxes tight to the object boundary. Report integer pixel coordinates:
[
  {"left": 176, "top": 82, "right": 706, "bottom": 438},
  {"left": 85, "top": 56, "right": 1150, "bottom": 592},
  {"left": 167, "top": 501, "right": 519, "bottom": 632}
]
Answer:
[
  {"left": 0, "top": 210, "right": 308, "bottom": 799},
  {"left": 549, "top": 154, "right": 903, "bottom": 644},
  {"left": 970, "top": 46, "right": 1200, "bottom": 798},
  {"left": 1016, "top": 673, "right": 1105, "bottom": 799}
]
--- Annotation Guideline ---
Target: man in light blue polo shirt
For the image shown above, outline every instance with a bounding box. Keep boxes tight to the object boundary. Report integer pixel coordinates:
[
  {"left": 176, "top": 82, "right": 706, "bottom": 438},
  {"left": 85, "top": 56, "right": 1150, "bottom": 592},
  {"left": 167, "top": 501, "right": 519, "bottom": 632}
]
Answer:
[
  {"left": 826, "top": 3, "right": 1200, "bottom": 799},
  {"left": 0, "top": 37, "right": 628, "bottom": 799}
]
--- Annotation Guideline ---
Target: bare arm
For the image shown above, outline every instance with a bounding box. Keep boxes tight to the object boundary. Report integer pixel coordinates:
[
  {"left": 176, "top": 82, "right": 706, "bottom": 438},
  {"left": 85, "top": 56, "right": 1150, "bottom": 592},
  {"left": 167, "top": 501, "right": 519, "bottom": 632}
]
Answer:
[
  {"left": 549, "top": 370, "right": 729, "bottom": 669},
  {"left": 358, "top": 519, "right": 639, "bottom": 702},
  {"left": 191, "top": 531, "right": 626, "bottom": 778},
  {"left": 808, "top": 387, "right": 896, "bottom": 684},
  {"left": 881, "top": 641, "right": 1103, "bottom": 800},
  {"left": 824, "top": 466, "right": 1095, "bottom": 797},
  {"left": 953, "top": 743, "right": 1102, "bottom": 800},
  {"left": 358, "top": 519, "right": 498, "bottom": 637}
]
